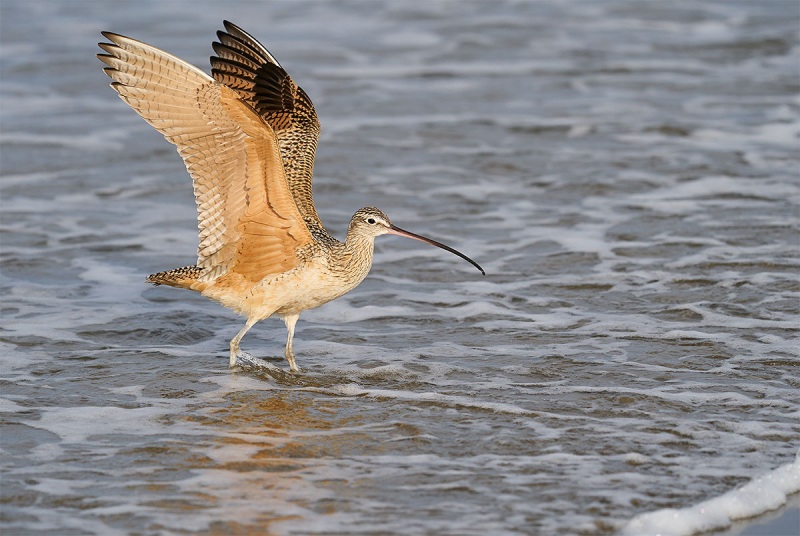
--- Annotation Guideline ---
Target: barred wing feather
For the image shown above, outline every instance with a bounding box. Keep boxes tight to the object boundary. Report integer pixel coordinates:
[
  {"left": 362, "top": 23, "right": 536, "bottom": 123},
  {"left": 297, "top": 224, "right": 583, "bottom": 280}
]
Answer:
[
  {"left": 98, "top": 31, "right": 313, "bottom": 283},
  {"left": 210, "top": 21, "right": 325, "bottom": 236}
]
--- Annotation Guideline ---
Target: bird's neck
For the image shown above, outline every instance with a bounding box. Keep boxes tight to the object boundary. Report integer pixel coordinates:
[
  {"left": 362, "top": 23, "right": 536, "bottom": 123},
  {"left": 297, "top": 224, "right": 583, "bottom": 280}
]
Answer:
[{"left": 336, "top": 231, "right": 375, "bottom": 280}]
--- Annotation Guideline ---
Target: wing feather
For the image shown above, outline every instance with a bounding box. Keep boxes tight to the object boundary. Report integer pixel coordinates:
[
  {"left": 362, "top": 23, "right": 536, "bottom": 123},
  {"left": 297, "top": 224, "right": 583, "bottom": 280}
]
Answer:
[
  {"left": 210, "top": 21, "right": 327, "bottom": 239},
  {"left": 98, "top": 31, "right": 314, "bottom": 283}
]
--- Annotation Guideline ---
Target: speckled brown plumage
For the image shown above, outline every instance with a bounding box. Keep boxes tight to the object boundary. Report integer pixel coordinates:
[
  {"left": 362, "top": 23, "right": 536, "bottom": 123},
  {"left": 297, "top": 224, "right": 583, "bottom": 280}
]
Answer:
[{"left": 147, "top": 265, "right": 204, "bottom": 287}]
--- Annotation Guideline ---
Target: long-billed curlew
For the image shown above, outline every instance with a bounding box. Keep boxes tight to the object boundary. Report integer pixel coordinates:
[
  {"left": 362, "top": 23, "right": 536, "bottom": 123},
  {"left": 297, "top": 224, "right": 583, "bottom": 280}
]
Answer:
[{"left": 97, "top": 21, "right": 484, "bottom": 371}]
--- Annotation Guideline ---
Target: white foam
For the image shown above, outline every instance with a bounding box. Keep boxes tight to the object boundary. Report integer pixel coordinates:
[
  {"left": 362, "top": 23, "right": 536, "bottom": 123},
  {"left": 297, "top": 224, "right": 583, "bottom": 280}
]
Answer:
[
  {"left": 0, "top": 397, "right": 26, "bottom": 412},
  {"left": 326, "top": 383, "right": 534, "bottom": 415},
  {"left": 621, "top": 451, "right": 800, "bottom": 536},
  {"left": 30, "top": 404, "right": 191, "bottom": 444},
  {"left": 309, "top": 300, "right": 414, "bottom": 322}
]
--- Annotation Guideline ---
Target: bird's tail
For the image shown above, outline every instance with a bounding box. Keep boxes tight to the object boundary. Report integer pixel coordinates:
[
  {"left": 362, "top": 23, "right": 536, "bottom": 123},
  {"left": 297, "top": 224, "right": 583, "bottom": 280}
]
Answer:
[{"left": 146, "top": 265, "right": 204, "bottom": 289}]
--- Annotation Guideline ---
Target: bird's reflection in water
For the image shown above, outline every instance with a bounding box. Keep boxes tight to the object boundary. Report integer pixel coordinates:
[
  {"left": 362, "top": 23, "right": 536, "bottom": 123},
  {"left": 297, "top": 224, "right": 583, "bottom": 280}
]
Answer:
[{"left": 157, "top": 386, "right": 365, "bottom": 531}]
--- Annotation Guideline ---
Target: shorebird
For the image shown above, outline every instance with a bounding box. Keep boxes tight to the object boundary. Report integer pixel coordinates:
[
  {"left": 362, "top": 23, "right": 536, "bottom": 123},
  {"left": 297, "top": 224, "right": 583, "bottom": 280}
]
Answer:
[{"left": 98, "top": 21, "right": 484, "bottom": 371}]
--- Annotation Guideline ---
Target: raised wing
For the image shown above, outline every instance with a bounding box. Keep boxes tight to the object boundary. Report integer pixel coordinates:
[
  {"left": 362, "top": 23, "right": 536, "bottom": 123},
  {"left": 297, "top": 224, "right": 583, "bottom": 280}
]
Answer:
[
  {"left": 98, "top": 31, "right": 314, "bottom": 283},
  {"left": 210, "top": 21, "right": 326, "bottom": 238}
]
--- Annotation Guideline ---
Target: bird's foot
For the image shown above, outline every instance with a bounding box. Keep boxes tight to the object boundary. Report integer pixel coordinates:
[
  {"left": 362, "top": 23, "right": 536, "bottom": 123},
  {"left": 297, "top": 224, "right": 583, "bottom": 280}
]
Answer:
[
  {"left": 285, "top": 352, "right": 300, "bottom": 373},
  {"left": 232, "top": 351, "right": 264, "bottom": 369},
  {"left": 231, "top": 346, "right": 301, "bottom": 373},
  {"left": 232, "top": 351, "right": 300, "bottom": 375}
]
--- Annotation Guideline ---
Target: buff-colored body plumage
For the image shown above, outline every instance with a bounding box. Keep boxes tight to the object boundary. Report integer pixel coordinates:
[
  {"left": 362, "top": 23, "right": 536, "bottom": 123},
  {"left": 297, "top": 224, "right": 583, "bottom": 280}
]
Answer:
[{"left": 98, "top": 22, "right": 483, "bottom": 371}]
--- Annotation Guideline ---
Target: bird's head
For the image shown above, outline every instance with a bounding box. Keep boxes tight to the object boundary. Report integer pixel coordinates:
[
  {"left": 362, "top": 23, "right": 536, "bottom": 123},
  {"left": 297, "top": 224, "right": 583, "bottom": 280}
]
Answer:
[
  {"left": 348, "top": 207, "right": 394, "bottom": 238},
  {"left": 348, "top": 207, "right": 485, "bottom": 275}
]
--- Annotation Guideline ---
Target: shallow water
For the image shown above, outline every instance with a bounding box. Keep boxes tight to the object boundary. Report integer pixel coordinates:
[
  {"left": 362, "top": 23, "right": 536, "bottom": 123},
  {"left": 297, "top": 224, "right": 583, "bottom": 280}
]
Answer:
[{"left": 1, "top": 1, "right": 799, "bottom": 534}]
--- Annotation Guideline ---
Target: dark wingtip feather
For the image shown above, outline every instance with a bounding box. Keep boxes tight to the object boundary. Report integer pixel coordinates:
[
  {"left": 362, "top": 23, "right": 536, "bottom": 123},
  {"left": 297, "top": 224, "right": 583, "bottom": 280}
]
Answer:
[
  {"left": 100, "top": 30, "right": 125, "bottom": 42},
  {"left": 97, "top": 42, "right": 117, "bottom": 54}
]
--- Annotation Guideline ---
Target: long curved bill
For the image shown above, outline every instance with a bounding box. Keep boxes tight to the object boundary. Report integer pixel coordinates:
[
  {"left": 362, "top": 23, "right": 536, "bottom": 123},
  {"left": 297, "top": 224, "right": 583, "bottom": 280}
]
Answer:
[{"left": 388, "top": 225, "right": 485, "bottom": 275}]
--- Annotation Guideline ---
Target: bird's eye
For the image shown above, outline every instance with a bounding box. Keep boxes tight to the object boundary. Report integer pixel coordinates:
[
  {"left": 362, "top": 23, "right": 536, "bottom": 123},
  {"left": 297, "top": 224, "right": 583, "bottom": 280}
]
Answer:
[{"left": 367, "top": 218, "right": 376, "bottom": 224}]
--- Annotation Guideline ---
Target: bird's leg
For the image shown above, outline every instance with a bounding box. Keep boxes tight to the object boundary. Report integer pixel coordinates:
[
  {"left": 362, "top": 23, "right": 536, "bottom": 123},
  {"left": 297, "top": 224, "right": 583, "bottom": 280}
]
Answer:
[
  {"left": 229, "top": 318, "right": 258, "bottom": 367},
  {"left": 282, "top": 314, "right": 300, "bottom": 372}
]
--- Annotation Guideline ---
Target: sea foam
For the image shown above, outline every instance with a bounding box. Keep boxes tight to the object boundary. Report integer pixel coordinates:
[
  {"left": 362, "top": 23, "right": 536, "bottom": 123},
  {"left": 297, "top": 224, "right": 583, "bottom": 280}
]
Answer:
[{"left": 621, "top": 451, "right": 800, "bottom": 535}]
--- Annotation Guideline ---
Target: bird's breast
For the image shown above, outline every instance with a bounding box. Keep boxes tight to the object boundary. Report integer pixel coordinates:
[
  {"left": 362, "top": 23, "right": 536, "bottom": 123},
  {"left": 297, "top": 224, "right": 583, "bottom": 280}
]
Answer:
[
  {"left": 199, "top": 245, "right": 375, "bottom": 319},
  {"left": 272, "top": 253, "right": 372, "bottom": 315}
]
